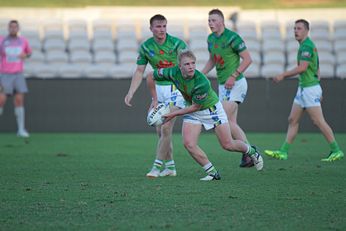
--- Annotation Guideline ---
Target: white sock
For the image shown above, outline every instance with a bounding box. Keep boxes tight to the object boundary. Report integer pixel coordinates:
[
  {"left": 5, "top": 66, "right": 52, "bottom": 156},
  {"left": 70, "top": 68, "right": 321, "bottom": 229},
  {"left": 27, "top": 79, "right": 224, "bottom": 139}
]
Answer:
[
  {"left": 0, "top": 107, "right": 3, "bottom": 116},
  {"left": 15, "top": 107, "right": 25, "bottom": 132}
]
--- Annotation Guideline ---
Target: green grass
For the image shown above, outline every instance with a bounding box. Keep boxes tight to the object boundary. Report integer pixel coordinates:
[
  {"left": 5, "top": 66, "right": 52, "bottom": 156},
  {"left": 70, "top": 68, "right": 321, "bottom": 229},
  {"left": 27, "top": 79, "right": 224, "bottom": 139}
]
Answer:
[
  {"left": 0, "top": 133, "right": 345, "bottom": 230},
  {"left": 1, "top": 0, "right": 346, "bottom": 8}
]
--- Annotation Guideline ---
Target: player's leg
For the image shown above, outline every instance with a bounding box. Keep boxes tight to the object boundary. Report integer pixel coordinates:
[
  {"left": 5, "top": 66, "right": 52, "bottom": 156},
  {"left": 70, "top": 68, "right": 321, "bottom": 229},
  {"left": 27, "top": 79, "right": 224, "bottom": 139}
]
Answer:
[
  {"left": 214, "top": 122, "right": 263, "bottom": 171},
  {"left": 265, "top": 103, "right": 304, "bottom": 160},
  {"left": 306, "top": 106, "right": 344, "bottom": 161},
  {"left": 0, "top": 76, "right": 9, "bottom": 116},
  {"left": 13, "top": 74, "right": 29, "bottom": 138},
  {"left": 182, "top": 121, "right": 220, "bottom": 180}
]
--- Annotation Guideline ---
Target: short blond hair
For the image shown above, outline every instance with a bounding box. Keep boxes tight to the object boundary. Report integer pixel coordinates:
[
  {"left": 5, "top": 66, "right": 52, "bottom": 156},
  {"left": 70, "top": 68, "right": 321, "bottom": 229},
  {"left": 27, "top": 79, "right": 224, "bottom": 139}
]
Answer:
[{"left": 178, "top": 49, "right": 196, "bottom": 64}]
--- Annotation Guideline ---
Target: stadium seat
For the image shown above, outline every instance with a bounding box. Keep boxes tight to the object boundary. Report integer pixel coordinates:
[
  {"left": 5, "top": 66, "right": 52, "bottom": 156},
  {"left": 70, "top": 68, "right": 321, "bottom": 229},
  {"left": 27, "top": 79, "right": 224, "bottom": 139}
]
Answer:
[
  {"left": 43, "top": 38, "right": 66, "bottom": 52},
  {"left": 43, "top": 30, "right": 65, "bottom": 41},
  {"left": 23, "top": 63, "right": 39, "bottom": 78},
  {"left": 27, "top": 38, "right": 42, "bottom": 53},
  {"left": 188, "top": 21, "right": 209, "bottom": 40},
  {"left": 262, "top": 51, "right": 286, "bottom": 66},
  {"left": 58, "top": 64, "right": 84, "bottom": 78},
  {"left": 45, "top": 50, "right": 69, "bottom": 64},
  {"left": 167, "top": 23, "right": 186, "bottom": 41},
  {"left": 21, "top": 29, "right": 41, "bottom": 42},
  {"left": 286, "top": 39, "right": 298, "bottom": 54},
  {"left": 245, "top": 40, "right": 261, "bottom": 53},
  {"left": 250, "top": 51, "right": 261, "bottom": 65},
  {"left": 310, "top": 28, "right": 331, "bottom": 41},
  {"left": 336, "top": 65, "right": 346, "bottom": 79},
  {"left": 93, "top": 29, "right": 113, "bottom": 41},
  {"left": 108, "top": 64, "right": 134, "bottom": 79},
  {"left": 26, "top": 51, "right": 45, "bottom": 64},
  {"left": 190, "top": 38, "right": 207, "bottom": 53},
  {"left": 93, "top": 51, "right": 116, "bottom": 65},
  {"left": 333, "top": 29, "right": 346, "bottom": 41},
  {"left": 318, "top": 51, "right": 335, "bottom": 66},
  {"left": 336, "top": 51, "right": 346, "bottom": 65},
  {"left": 35, "top": 63, "right": 60, "bottom": 79},
  {"left": 261, "top": 20, "right": 282, "bottom": 41},
  {"left": 84, "top": 64, "right": 110, "bottom": 78},
  {"left": 287, "top": 51, "right": 297, "bottom": 66},
  {"left": 116, "top": 38, "right": 138, "bottom": 53},
  {"left": 67, "top": 19, "right": 88, "bottom": 33},
  {"left": 314, "top": 40, "right": 333, "bottom": 53},
  {"left": 68, "top": 29, "right": 89, "bottom": 40},
  {"left": 239, "top": 29, "right": 258, "bottom": 42},
  {"left": 117, "top": 50, "right": 137, "bottom": 64},
  {"left": 319, "top": 63, "right": 335, "bottom": 78},
  {"left": 333, "top": 19, "right": 346, "bottom": 31},
  {"left": 261, "top": 64, "right": 284, "bottom": 78},
  {"left": 244, "top": 63, "right": 261, "bottom": 78},
  {"left": 334, "top": 39, "right": 346, "bottom": 52},
  {"left": 310, "top": 20, "right": 330, "bottom": 31},
  {"left": 237, "top": 20, "right": 257, "bottom": 32},
  {"left": 262, "top": 40, "right": 285, "bottom": 53},
  {"left": 194, "top": 50, "right": 210, "bottom": 66},
  {"left": 92, "top": 38, "right": 115, "bottom": 52},
  {"left": 69, "top": 50, "right": 93, "bottom": 64},
  {"left": 116, "top": 27, "right": 138, "bottom": 40},
  {"left": 92, "top": 19, "right": 114, "bottom": 31},
  {"left": 67, "top": 38, "right": 91, "bottom": 53}
]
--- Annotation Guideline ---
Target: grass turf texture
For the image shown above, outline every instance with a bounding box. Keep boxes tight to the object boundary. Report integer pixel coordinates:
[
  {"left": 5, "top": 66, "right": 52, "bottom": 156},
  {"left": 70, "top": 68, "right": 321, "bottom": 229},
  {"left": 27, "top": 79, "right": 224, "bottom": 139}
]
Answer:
[
  {"left": 0, "top": 133, "right": 345, "bottom": 230},
  {"left": 1, "top": 0, "right": 346, "bottom": 8}
]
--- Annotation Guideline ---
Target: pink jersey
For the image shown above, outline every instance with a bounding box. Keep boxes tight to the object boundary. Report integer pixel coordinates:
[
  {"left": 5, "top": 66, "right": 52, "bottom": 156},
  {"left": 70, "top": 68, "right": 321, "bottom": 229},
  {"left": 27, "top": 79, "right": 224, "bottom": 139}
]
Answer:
[{"left": 0, "top": 35, "right": 32, "bottom": 74}]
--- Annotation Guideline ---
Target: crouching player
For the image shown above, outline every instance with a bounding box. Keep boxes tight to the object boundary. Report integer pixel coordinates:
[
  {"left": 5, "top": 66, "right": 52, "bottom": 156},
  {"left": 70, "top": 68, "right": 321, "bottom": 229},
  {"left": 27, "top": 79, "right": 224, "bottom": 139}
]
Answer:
[{"left": 147, "top": 50, "right": 263, "bottom": 181}]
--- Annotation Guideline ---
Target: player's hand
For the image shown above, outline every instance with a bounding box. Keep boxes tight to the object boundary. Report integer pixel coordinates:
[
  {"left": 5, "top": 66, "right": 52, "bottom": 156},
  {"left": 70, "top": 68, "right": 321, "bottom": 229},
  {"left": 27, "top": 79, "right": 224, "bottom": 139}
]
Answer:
[
  {"left": 162, "top": 113, "right": 175, "bottom": 124},
  {"left": 225, "top": 76, "right": 236, "bottom": 89},
  {"left": 124, "top": 93, "right": 133, "bottom": 107},
  {"left": 273, "top": 74, "right": 284, "bottom": 83},
  {"left": 18, "top": 53, "right": 27, "bottom": 60},
  {"left": 149, "top": 99, "right": 158, "bottom": 111}
]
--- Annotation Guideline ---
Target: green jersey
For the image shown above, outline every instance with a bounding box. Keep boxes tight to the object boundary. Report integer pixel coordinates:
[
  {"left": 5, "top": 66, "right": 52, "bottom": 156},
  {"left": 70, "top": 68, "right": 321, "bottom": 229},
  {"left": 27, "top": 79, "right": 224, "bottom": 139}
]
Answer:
[
  {"left": 137, "top": 33, "right": 187, "bottom": 86},
  {"left": 297, "top": 37, "right": 320, "bottom": 88},
  {"left": 207, "top": 28, "right": 246, "bottom": 84},
  {"left": 153, "top": 66, "right": 219, "bottom": 110}
]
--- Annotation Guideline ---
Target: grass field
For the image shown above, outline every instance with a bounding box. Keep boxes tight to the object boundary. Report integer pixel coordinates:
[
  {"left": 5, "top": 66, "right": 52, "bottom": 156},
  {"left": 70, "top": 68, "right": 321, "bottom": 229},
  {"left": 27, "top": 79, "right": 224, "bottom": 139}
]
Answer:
[
  {"left": 0, "top": 133, "right": 345, "bottom": 230},
  {"left": 1, "top": 0, "right": 346, "bottom": 8}
]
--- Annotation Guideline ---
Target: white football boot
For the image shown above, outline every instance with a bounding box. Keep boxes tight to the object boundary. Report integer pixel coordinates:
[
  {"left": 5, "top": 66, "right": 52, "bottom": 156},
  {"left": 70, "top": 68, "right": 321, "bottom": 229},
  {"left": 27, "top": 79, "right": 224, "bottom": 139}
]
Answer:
[
  {"left": 159, "top": 168, "right": 177, "bottom": 177},
  {"left": 146, "top": 168, "right": 160, "bottom": 178},
  {"left": 250, "top": 146, "right": 264, "bottom": 171},
  {"left": 200, "top": 171, "right": 221, "bottom": 181},
  {"left": 17, "top": 130, "right": 30, "bottom": 138}
]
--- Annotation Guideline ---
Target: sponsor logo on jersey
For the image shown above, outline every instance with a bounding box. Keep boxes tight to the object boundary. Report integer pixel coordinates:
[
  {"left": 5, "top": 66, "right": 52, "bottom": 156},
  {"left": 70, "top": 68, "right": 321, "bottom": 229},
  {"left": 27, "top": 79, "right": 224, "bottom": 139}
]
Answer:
[
  {"left": 213, "top": 54, "right": 225, "bottom": 67},
  {"left": 157, "top": 60, "right": 174, "bottom": 68},
  {"left": 159, "top": 50, "right": 164, "bottom": 55},
  {"left": 196, "top": 93, "right": 207, "bottom": 100},
  {"left": 214, "top": 44, "right": 219, "bottom": 48},
  {"left": 208, "top": 42, "right": 213, "bottom": 49},
  {"left": 302, "top": 51, "right": 311, "bottom": 58},
  {"left": 149, "top": 50, "right": 155, "bottom": 57}
]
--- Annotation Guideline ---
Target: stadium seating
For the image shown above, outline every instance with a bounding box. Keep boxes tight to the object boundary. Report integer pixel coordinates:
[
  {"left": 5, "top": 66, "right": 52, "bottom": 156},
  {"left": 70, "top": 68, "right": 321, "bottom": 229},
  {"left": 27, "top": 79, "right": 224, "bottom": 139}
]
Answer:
[{"left": 0, "top": 14, "right": 339, "bottom": 79}]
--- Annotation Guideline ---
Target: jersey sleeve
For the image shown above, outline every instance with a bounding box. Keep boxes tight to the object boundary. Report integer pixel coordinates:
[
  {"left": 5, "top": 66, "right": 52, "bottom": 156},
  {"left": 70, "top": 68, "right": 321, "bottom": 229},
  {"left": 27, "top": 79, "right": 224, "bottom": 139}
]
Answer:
[
  {"left": 299, "top": 45, "right": 313, "bottom": 62},
  {"left": 192, "top": 81, "right": 209, "bottom": 105},
  {"left": 136, "top": 44, "right": 149, "bottom": 66},
  {"left": 230, "top": 34, "right": 247, "bottom": 53},
  {"left": 23, "top": 37, "right": 32, "bottom": 55},
  {"left": 153, "top": 66, "right": 177, "bottom": 82}
]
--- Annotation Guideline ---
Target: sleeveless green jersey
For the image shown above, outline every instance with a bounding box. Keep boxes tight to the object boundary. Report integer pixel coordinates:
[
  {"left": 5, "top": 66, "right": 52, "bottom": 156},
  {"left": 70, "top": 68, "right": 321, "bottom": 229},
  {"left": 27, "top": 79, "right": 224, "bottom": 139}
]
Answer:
[
  {"left": 297, "top": 37, "right": 320, "bottom": 88},
  {"left": 153, "top": 66, "right": 219, "bottom": 110},
  {"left": 207, "top": 28, "right": 246, "bottom": 84},
  {"left": 137, "top": 33, "right": 187, "bottom": 86}
]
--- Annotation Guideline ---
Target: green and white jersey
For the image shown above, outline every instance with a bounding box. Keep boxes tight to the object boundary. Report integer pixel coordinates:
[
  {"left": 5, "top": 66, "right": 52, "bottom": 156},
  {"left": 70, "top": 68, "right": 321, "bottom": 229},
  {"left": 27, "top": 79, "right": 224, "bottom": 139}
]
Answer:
[
  {"left": 153, "top": 66, "right": 219, "bottom": 110},
  {"left": 207, "top": 28, "right": 246, "bottom": 84},
  {"left": 297, "top": 37, "right": 320, "bottom": 88},
  {"left": 137, "top": 33, "right": 187, "bottom": 85}
]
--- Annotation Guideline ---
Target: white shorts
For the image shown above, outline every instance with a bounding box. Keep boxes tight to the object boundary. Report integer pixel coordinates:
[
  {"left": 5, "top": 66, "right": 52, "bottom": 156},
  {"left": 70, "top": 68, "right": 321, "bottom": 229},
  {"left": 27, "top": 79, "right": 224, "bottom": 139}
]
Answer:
[
  {"left": 156, "top": 84, "right": 185, "bottom": 109},
  {"left": 293, "top": 85, "right": 322, "bottom": 108},
  {"left": 183, "top": 101, "right": 228, "bottom": 130},
  {"left": 218, "top": 77, "right": 247, "bottom": 103},
  {"left": 0, "top": 73, "right": 28, "bottom": 95}
]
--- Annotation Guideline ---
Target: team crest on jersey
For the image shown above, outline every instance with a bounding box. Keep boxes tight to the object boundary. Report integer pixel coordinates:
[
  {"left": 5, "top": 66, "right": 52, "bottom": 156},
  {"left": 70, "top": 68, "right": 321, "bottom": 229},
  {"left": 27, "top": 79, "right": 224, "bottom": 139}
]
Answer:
[
  {"left": 159, "top": 50, "right": 164, "bottom": 55},
  {"left": 149, "top": 50, "right": 155, "bottom": 57},
  {"left": 196, "top": 93, "right": 207, "bottom": 100}
]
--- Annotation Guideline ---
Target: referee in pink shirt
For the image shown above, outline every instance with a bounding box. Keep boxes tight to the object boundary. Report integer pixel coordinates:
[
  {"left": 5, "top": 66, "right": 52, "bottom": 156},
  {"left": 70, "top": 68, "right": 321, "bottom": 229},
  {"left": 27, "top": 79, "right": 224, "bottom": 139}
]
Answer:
[{"left": 0, "top": 20, "right": 32, "bottom": 137}]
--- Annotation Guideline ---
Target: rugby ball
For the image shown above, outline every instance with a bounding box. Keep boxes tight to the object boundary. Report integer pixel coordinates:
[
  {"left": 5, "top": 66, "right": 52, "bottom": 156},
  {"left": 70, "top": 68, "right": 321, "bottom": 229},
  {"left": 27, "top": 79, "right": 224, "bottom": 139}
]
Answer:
[{"left": 147, "top": 103, "right": 170, "bottom": 127}]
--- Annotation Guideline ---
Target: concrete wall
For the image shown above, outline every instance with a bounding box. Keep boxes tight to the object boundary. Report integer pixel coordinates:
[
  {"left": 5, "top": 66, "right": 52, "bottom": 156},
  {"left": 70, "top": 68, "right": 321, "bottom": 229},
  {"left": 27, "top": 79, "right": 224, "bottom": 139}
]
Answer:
[{"left": 0, "top": 78, "right": 345, "bottom": 133}]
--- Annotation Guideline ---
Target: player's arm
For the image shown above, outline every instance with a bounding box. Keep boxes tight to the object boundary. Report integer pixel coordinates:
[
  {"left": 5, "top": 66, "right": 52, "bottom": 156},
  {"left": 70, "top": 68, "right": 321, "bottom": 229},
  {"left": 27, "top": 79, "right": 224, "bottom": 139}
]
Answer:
[
  {"left": 146, "top": 71, "right": 158, "bottom": 109},
  {"left": 163, "top": 103, "right": 202, "bottom": 123},
  {"left": 19, "top": 38, "right": 32, "bottom": 59},
  {"left": 273, "top": 61, "right": 309, "bottom": 83},
  {"left": 124, "top": 64, "right": 146, "bottom": 106},
  {"left": 225, "top": 49, "right": 252, "bottom": 89},
  {"left": 201, "top": 53, "right": 215, "bottom": 75}
]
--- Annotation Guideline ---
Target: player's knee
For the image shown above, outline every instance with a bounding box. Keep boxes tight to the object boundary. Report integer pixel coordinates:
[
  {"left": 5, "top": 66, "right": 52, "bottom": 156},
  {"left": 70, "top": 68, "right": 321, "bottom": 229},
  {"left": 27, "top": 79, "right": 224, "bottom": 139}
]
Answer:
[
  {"left": 220, "top": 139, "right": 234, "bottom": 151},
  {"left": 183, "top": 140, "right": 196, "bottom": 152},
  {"left": 288, "top": 116, "right": 298, "bottom": 125}
]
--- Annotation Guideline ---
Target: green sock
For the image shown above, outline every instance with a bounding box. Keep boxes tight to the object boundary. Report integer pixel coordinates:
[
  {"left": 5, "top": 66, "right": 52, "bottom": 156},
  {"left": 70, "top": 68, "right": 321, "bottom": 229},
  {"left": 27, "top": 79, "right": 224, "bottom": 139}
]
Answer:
[
  {"left": 280, "top": 141, "right": 291, "bottom": 153},
  {"left": 165, "top": 160, "right": 176, "bottom": 170},
  {"left": 329, "top": 141, "right": 340, "bottom": 152}
]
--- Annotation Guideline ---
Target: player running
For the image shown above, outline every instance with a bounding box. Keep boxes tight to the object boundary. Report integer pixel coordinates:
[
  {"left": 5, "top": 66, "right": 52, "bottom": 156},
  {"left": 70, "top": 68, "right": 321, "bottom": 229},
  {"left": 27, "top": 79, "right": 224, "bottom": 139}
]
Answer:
[
  {"left": 147, "top": 50, "right": 263, "bottom": 181},
  {"left": 124, "top": 14, "right": 187, "bottom": 178},
  {"left": 264, "top": 19, "right": 344, "bottom": 162},
  {"left": 202, "top": 9, "right": 254, "bottom": 168}
]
